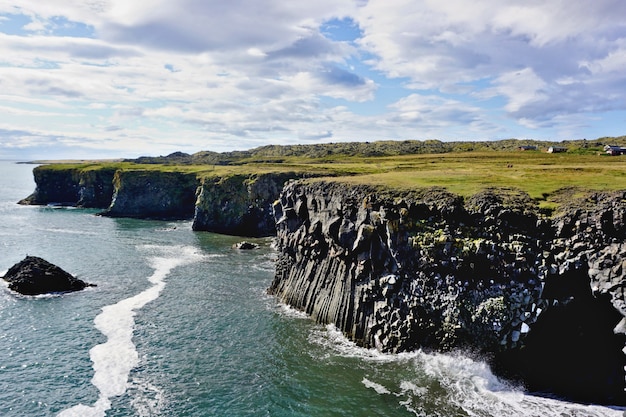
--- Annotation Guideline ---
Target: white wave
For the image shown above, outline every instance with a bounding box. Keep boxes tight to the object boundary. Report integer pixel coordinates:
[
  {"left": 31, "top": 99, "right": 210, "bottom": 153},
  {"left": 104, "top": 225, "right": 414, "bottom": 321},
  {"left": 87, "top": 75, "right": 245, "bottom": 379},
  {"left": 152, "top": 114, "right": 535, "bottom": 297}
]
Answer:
[
  {"left": 273, "top": 302, "right": 311, "bottom": 320},
  {"left": 251, "top": 257, "right": 277, "bottom": 273},
  {"left": 362, "top": 378, "right": 391, "bottom": 395},
  {"left": 310, "top": 323, "right": 625, "bottom": 417},
  {"left": 419, "top": 352, "right": 625, "bottom": 417},
  {"left": 129, "top": 377, "right": 166, "bottom": 417},
  {"left": 57, "top": 246, "right": 205, "bottom": 417},
  {"left": 309, "top": 323, "right": 400, "bottom": 362},
  {"left": 36, "top": 227, "right": 99, "bottom": 236}
]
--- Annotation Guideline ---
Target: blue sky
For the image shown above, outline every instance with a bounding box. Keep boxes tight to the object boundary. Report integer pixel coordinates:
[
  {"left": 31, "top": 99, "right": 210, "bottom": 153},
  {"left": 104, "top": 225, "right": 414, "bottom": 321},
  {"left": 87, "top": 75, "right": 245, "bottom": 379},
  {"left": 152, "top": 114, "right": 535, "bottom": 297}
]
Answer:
[{"left": 1, "top": 1, "right": 626, "bottom": 159}]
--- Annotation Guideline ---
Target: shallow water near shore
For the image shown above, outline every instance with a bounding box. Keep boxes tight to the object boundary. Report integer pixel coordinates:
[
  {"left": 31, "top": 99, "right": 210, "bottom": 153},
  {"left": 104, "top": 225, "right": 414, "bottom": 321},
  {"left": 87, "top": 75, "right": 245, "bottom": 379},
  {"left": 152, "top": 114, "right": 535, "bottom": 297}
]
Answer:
[{"left": 0, "top": 160, "right": 623, "bottom": 417}]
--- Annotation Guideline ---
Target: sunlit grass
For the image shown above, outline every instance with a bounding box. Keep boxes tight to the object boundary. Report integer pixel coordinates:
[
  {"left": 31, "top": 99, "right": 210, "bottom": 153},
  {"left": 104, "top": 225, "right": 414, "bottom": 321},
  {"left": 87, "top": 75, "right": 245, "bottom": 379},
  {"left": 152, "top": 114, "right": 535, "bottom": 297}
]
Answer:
[
  {"left": 37, "top": 150, "right": 626, "bottom": 202},
  {"left": 307, "top": 152, "right": 626, "bottom": 200}
]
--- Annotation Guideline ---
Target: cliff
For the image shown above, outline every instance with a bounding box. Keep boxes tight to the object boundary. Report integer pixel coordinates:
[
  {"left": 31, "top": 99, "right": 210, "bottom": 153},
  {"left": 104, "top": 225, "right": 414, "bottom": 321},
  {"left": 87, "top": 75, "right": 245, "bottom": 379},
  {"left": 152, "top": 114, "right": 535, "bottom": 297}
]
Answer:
[
  {"left": 192, "top": 172, "right": 303, "bottom": 236},
  {"left": 100, "top": 170, "right": 199, "bottom": 220},
  {"left": 18, "top": 160, "right": 626, "bottom": 403},
  {"left": 18, "top": 165, "right": 115, "bottom": 208},
  {"left": 268, "top": 181, "right": 626, "bottom": 405},
  {"left": 20, "top": 165, "right": 300, "bottom": 235}
]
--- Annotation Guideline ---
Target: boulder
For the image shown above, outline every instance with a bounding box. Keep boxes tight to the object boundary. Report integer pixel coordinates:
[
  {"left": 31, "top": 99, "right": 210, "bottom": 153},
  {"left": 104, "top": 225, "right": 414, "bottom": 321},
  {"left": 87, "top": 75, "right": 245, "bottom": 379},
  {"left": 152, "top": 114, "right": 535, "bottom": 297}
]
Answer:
[
  {"left": 233, "top": 241, "right": 259, "bottom": 250},
  {"left": 2, "top": 256, "right": 93, "bottom": 295}
]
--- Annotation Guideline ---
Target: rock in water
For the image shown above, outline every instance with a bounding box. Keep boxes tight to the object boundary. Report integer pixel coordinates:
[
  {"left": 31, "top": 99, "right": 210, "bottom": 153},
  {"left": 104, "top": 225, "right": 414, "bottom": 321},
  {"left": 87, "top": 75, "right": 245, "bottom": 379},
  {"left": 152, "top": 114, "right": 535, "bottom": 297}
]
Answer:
[
  {"left": 2, "top": 256, "right": 92, "bottom": 295},
  {"left": 233, "top": 241, "right": 259, "bottom": 250}
]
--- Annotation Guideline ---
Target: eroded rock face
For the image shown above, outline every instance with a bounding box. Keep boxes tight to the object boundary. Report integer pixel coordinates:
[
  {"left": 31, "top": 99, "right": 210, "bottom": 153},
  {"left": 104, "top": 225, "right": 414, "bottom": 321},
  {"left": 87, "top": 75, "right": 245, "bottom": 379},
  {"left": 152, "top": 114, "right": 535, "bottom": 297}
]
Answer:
[
  {"left": 18, "top": 165, "right": 115, "bottom": 208},
  {"left": 269, "top": 182, "right": 626, "bottom": 405},
  {"left": 101, "top": 170, "right": 199, "bottom": 220},
  {"left": 192, "top": 172, "right": 301, "bottom": 236},
  {"left": 20, "top": 166, "right": 308, "bottom": 236},
  {"left": 2, "top": 256, "right": 93, "bottom": 295}
]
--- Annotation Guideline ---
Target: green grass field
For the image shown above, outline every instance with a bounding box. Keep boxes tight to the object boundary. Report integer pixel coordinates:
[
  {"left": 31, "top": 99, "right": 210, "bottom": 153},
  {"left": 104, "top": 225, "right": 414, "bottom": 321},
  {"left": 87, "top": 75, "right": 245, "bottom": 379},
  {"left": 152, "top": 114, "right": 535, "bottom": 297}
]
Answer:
[
  {"left": 317, "top": 151, "right": 626, "bottom": 199},
  {"left": 35, "top": 142, "right": 626, "bottom": 209}
]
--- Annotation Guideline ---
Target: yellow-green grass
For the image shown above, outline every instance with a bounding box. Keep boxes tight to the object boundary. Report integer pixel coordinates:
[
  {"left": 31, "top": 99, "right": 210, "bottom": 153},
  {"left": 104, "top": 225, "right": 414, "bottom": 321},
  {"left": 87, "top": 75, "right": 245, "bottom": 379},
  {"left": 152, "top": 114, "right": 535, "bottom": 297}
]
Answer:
[
  {"left": 307, "top": 151, "right": 626, "bottom": 201},
  {"left": 37, "top": 151, "right": 626, "bottom": 204}
]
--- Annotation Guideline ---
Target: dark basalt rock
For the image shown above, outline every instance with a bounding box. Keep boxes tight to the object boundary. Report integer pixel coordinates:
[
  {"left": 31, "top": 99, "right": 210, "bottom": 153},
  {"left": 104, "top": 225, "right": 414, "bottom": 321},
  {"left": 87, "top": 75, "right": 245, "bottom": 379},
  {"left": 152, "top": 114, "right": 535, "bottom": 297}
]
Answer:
[
  {"left": 192, "top": 172, "right": 305, "bottom": 236},
  {"left": 2, "top": 256, "right": 93, "bottom": 295},
  {"left": 233, "top": 241, "right": 259, "bottom": 250},
  {"left": 18, "top": 165, "right": 115, "bottom": 208},
  {"left": 100, "top": 170, "right": 199, "bottom": 220},
  {"left": 269, "top": 181, "right": 626, "bottom": 405}
]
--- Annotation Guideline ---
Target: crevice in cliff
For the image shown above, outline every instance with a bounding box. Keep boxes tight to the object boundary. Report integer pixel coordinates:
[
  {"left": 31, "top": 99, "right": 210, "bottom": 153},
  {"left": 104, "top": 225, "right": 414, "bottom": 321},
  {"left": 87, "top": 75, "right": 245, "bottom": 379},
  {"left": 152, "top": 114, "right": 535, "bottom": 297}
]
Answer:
[{"left": 494, "top": 267, "right": 626, "bottom": 404}]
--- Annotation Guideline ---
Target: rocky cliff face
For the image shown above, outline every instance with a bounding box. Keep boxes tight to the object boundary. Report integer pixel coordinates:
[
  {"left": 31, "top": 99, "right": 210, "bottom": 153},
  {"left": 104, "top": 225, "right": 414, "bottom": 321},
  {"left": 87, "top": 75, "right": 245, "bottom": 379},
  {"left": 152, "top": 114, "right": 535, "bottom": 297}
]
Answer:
[
  {"left": 269, "top": 181, "right": 626, "bottom": 405},
  {"left": 20, "top": 165, "right": 301, "bottom": 235},
  {"left": 100, "top": 170, "right": 199, "bottom": 219},
  {"left": 19, "top": 164, "right": 626, "bottom": 402},
  {"left": 18, "top": 166, "right": 115, "bottom": 208},
  {"left": 192, "top": 172, "right": 301, "bottom": 236},
  {"left": 76, "top": 168, "right": 118, "bottom": 208}
]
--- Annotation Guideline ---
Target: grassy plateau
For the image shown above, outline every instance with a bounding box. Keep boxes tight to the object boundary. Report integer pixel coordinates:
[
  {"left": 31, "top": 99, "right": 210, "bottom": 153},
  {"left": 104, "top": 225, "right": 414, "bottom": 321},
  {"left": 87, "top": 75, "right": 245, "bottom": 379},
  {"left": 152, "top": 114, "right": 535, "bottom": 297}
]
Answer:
[{"left": 32, "top": 138, "right": 626, "bottom": 211}]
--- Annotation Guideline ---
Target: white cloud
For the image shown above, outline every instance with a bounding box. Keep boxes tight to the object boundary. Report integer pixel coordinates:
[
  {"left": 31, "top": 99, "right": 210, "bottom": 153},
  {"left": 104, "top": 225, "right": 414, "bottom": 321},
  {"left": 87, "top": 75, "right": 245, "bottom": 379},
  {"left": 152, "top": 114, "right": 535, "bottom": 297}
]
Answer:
[
  {"left": 355, "top": 0, "right": 626, "bottom": 123},
  {"left": 0, "top": 1, "right": 626, "bottom": 159},
  {"left": 488, "top": 68, "right": 548, "bottom": 113},
  {"left": 94, "top": 0, "right": 357, "bottom": 53}
]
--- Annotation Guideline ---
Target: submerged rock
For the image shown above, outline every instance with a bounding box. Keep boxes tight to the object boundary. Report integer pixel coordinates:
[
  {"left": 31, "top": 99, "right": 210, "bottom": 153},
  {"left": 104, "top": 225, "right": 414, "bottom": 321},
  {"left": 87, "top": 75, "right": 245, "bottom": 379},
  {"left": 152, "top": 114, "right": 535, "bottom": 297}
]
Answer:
[{"left": 2, "top": 256, "right": 93, "bottom": 295}]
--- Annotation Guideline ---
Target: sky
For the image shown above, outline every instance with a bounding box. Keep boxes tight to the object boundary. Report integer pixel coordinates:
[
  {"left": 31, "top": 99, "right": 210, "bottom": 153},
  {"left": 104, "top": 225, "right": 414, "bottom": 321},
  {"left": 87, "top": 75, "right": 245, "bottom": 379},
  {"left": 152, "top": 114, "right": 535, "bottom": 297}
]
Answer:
[{"left": 1, "top": 1, "right": 626, "bottom": 159}]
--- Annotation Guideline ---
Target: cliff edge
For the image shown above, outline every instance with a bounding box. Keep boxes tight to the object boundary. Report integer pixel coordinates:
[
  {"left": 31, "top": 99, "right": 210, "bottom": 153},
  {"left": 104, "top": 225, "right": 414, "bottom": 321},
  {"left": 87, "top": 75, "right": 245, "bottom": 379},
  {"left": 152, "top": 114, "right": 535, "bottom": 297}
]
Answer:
[
  {"left": 269, "top": 180, "right": 626, "bottom": 405},
  {"left": 18, "top": 165, "right": 115, "bottom": 208}
]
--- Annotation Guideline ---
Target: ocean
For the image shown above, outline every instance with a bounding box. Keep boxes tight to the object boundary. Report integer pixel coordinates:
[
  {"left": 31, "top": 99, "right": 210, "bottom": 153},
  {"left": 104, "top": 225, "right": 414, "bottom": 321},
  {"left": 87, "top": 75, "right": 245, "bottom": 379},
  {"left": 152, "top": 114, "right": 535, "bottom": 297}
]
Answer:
[{"left": 0, "top": 160, "right": 623, "bottom": 417}]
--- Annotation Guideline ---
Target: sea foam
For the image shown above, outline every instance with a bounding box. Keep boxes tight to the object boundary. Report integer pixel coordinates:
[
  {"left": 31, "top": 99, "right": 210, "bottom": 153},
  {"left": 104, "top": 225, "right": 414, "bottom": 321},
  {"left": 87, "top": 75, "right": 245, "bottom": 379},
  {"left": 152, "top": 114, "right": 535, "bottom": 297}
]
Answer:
[
  {"left": 58, "top": 246, "right": 203, "bottom": 417},
  {"left": 310, "top": 324, "right": 625, "bottom": 417}
]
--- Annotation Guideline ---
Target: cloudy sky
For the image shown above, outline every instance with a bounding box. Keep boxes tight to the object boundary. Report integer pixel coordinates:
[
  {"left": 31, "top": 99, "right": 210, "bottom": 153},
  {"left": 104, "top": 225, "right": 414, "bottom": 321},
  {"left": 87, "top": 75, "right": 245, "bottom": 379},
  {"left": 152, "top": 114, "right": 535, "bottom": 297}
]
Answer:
[{"left": 1, "top": 1, "right": 626, "bottom": 159}]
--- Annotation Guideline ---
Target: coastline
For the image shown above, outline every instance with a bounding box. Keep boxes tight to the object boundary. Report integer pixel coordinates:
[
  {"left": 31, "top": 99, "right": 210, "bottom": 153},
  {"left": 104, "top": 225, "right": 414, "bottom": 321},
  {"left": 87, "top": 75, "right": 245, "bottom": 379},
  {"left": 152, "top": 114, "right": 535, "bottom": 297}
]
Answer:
[{"left": 14, "top": 140, "right": 626, "bottom": 406}]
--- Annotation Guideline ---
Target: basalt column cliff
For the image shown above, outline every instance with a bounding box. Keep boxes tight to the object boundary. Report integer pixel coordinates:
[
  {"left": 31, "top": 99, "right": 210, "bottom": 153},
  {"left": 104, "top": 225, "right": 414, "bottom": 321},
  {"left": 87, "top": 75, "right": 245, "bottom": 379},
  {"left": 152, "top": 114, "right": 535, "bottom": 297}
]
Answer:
[{"left": 269, "top": 180, "right": 626, "bottom": 405}]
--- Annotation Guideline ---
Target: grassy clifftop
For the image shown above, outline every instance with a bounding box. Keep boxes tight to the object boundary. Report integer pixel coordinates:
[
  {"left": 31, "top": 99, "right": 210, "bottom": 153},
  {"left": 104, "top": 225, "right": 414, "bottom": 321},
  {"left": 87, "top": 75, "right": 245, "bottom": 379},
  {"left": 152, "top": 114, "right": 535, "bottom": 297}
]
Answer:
[{"left": 34, "top": 138, "right": 626, "bottom": 211}]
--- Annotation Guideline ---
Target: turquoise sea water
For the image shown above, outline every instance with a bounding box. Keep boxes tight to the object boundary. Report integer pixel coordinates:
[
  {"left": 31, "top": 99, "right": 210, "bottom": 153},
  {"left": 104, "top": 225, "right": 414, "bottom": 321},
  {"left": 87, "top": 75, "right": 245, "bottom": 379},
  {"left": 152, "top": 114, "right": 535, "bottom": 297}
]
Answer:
[{"left": 0, "top": 160, "right": 623, "bottom": 417}]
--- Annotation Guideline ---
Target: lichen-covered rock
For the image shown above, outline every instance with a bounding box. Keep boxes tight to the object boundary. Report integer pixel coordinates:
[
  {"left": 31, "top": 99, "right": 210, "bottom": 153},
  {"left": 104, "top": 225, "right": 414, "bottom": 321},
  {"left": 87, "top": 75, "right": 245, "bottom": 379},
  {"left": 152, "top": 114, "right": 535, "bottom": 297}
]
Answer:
[
  {"left": 2, "top": 256, "right": 93, "bottom": 295},
  {"left": 270, "top": 182, "right": 543, "bottom": 352},
  {"left": 192, "top": 172, "right": 301, "bottom": 236},
  {"left": 269, "top": 181, "right": 626, "bottom": 405}
]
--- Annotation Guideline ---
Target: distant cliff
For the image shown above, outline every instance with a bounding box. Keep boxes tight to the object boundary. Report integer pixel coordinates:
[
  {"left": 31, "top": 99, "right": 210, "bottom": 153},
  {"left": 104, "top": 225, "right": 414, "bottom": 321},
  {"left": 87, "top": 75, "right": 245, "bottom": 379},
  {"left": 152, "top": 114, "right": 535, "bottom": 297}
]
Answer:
[
  {"left": 268, "top": 181, "right": 626, "bottom": 405},
  {"left": 19, "top": 165, "right": 301, "bottom": 236},
  {"left": 100, "top": 170, "right": 199, "bottom": 219},
  {"left": 19, "top": 165, "right": 116, "bottom": 208}
]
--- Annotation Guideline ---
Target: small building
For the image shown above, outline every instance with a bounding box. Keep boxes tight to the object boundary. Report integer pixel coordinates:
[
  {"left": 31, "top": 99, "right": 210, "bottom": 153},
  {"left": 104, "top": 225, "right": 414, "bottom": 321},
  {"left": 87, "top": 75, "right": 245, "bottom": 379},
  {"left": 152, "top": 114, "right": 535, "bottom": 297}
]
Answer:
[
  {"left": 604, "top": 145, "right": 626, "bottom": 156},
  {"left": 547, "top": 146, "right": 568, "bottom": 153},
  {"left": 518, "top": 145, "right": 537, "bottom": 151}
]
